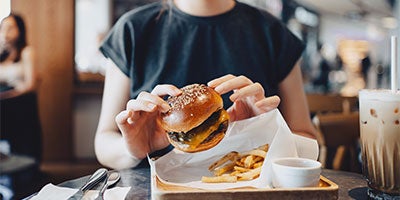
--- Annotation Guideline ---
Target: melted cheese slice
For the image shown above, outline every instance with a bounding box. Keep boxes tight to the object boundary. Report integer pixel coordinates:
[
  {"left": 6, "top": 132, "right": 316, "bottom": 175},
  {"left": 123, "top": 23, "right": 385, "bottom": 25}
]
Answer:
[{"left": 185, "top": 109, "right": 229, "bottom": 150}]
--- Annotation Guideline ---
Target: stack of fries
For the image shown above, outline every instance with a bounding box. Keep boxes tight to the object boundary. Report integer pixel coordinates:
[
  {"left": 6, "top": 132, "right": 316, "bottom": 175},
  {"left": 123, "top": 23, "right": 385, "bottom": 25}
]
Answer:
[{"left": 201, "top": 144, "right": 269, "bottom": 183}]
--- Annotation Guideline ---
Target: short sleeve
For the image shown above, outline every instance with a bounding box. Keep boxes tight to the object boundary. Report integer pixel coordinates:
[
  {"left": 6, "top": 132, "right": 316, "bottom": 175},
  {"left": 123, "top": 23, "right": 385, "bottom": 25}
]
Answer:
[
  {"left": 271, "top": 21, "right": 305, "bottom": 82},
  {"left": 99, "top": 16, "right": 135, "bottom": 77}
]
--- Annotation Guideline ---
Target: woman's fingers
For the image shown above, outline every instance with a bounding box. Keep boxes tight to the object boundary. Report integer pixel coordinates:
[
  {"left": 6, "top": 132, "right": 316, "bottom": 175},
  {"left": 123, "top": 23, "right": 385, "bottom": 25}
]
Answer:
[
  {"left": 115, "top": 110, "right": 138, "bottom": 135},
  {"left": 119, "top": 84, "right": 182, "bottom": 125},
  {"left": 137, "top": 92, "right": 169, "bottom": 112},
  {"left": 150, "top": 84, "right": 182, "bottom": 112},
  {"left": 209, "top": 75, "right": 253, "bottom": 95},
  {"left": 126, "top": 98, "right": 158, "bottom": 112},
  {"left": 255, "top": 95, "right": 281, "bottom": 112},
  {"left": 151, "top": 84, "right": 181, "bottom": 96},
  {"left": 207, "top": 74, "right": 236, "bottom": 88},
  {"left": 115, "top": 110, "right": 131, "bottom": 125},
  {"left": 125, "top": 84, "right": 182, "bottom": 113},
  {"left": 229, "top": 82, "right": 264, "bottom": 102}
]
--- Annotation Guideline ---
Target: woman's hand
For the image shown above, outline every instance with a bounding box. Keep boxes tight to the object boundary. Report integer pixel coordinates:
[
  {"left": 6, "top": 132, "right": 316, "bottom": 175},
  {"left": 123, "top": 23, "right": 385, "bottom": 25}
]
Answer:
[
  {"left": 208, "top": 74, "right": 280, "bottom": 122},
  {"left": 115, "top": 84, "right": 181, "bottom": 159}
]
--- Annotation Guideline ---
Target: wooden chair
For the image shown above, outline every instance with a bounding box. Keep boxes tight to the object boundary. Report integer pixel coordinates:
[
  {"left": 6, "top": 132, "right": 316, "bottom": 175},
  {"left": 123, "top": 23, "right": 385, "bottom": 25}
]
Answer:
[
  {"left": 306, "top": 93, "right": 344, "bottom": 115},
  {"left": 313, "top": 112, "right": 361, "bottom": 173},
  {"left": 306, "top": 93, "right": 361, "bottom": 172},
  {"left": 342, "top": 96, "right": 359, "bottom": 113},
  {"left": 307, "top": 93, "right": 359, "bottom": 114}
]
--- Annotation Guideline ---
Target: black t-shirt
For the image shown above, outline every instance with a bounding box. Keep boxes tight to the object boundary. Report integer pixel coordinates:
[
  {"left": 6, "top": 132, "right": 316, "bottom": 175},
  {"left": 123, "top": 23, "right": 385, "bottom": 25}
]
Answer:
[{"left": 100, "top": 1, "right": 304, "bottom": 108}]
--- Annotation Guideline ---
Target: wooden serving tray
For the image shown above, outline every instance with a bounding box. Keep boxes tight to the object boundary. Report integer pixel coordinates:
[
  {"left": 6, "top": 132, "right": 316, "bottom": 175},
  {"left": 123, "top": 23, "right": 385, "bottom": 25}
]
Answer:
[{"left": 151, "top": 175, "right": 339, "bottom": 200}]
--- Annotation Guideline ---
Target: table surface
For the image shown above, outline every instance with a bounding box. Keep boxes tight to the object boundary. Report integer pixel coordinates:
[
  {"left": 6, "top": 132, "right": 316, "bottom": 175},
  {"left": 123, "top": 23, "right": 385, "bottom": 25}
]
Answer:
[{"left": 57, "top": 168, "right": 369, "bottom": 200}]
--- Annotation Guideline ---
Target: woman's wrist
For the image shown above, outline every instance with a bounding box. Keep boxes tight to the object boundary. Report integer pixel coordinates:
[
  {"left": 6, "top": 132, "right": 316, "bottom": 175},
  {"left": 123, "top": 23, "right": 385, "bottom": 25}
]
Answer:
[
  {"left": 120, "top": 138, "right": 142, "bottom": 168},
  {"left": 96, "top": 134, "right": 142, "bottom": 170},
  {"left": 123, "top": 150, "right": 142, "bottom": 168}
]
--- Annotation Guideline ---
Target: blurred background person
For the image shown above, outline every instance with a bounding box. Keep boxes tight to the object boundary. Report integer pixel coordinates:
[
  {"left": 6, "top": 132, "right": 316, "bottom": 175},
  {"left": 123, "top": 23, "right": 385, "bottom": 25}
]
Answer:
[
  {"left": 312, "top": 43, "right": 331, "bottom": 93},
  {"left": 0, "top": 13, "right": 38, "bottom": 99},
  {"left": 361, "top": 52, "right": 371, "bottom": 86},
  {"left": 0, "top": 14, "right": 42, "bottom": 200}
]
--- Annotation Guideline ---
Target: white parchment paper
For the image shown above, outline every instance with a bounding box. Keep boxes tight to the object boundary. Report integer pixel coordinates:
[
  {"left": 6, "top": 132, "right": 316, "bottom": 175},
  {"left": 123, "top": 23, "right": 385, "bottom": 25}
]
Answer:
[{"left": 149, "top": 109, "right": 318, "bottom": 190}]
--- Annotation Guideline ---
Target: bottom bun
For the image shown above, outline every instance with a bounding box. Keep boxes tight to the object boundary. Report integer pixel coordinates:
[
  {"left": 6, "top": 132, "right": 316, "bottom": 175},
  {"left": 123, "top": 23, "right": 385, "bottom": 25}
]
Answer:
[{"left": 168, "top": 131, "right": 226, "bottom": 153}]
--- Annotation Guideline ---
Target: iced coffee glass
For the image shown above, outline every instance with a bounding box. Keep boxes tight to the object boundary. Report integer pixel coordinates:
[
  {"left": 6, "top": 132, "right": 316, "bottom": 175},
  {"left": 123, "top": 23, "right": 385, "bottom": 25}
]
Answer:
[{"left": 359, "top": 89, "right": 400, "bottom": 198}]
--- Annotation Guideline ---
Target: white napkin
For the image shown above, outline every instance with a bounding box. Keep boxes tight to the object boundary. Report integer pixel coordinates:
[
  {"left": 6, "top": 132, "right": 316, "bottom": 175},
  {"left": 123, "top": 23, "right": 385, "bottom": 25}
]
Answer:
[
  {"left": 150, "top": 109, "right": 319, "bottom": 190},
  {"left": 30, "top": 183, "right": 131, "bottom": 200}
]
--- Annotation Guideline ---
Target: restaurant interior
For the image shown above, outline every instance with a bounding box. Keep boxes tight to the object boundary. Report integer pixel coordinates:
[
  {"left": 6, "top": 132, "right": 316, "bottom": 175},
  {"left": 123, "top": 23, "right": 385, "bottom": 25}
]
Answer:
[{"left": 0, "top": 0, "right": 399, "bottom": 199}]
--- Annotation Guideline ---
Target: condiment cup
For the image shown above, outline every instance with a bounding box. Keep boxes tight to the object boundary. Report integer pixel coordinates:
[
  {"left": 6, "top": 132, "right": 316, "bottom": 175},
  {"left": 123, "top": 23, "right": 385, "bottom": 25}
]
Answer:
[{"left": 272, "top": 157, "right": 321, "bottom": 188}]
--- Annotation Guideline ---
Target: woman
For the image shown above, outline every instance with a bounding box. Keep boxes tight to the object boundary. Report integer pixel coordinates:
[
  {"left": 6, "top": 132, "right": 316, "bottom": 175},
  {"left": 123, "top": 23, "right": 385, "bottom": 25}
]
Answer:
[
  {"left": 0, "top": 14, "right": 37, "bottom": 99},
  {"left": 95, "top": 0, "right": 317, "bottom": 169},
  {"left": 0, "top": 14, "right": 42, "bottom": 163}
]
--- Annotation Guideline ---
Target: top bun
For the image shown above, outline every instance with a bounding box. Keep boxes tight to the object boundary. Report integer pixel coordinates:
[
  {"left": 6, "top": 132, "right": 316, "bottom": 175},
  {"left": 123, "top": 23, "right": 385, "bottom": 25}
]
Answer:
[{"left": 161, "top": 84, "right": 223, "bottom": 133}]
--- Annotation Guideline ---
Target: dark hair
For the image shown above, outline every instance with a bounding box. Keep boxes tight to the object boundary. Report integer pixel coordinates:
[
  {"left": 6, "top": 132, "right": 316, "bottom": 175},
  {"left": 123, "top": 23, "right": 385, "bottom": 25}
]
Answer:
[{"left": 0, "top": 13, "right": 27, "bottom": 62}]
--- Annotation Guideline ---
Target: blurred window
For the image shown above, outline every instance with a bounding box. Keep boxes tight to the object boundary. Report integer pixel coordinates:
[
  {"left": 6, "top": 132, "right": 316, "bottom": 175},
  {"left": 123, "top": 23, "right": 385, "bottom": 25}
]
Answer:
[
  {"left": 75, "top": 0, "right": 111, "bottom": 77},
  {"left": 74, "top": 0, "right": 157, "bottom": 83}
]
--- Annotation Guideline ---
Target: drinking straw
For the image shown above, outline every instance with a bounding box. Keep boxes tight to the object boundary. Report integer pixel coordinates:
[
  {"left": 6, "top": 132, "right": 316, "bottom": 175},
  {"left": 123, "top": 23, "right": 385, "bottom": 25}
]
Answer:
[{"left": 392, "top": 36, "right": 398, "bottom": 93}]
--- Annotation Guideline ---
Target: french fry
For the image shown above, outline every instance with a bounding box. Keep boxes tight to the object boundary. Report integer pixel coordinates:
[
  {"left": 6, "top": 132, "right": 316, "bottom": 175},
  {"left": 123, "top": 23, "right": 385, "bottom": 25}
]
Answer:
[
  {"left": 252, "top": 156, "right": 263, "bottom": 164},
  {"left": 230, "top": 170, "right": 241, "bottom": 176},
  {"left": 239, "top": 156, "right": 247, "bottom": 165},
  {"left": 201, "top": 175, "right": 238, "bottom": 183},
  {"left": 244, "top": 155, "right": 254, "bottom": 168},
  {"left": 235, "top": 161, "right": 243, "bottom": 167},
  {"left": 253, "top": 161, "right": 264, "bottom": 168},
  {"left": 208, "top": 151, "right": 238, "bottom": 171},
  {"left": 202, "top": 144, "right": 269, "bottom": 183},
  {"left": 241, "top": 149, "right": 267, "bottom": 158},
  {"left": 257, "top": 144, "right": 269, "bottom": 152},
  {"left": 214, "top": 162, "right": 236, "bottom": 176},
  {"left": 233, "top": 166, "right": 251, "bottom": 172},
  {"left": 236, "top": 167, "right": 262, "bottom": 181}
]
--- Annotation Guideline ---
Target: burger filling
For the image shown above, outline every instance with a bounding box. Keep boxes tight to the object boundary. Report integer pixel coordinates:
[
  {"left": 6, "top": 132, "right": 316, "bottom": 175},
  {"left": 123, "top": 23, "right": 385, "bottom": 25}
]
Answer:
[{"left": 167, "top": 109, "right": 229, "bottom": 149}]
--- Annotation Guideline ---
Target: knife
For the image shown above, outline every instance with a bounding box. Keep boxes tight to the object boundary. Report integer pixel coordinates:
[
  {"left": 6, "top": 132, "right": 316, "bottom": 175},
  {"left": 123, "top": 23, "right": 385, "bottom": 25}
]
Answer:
[{"left": 67, "top": 168, "right": 108, "bottom": 200}]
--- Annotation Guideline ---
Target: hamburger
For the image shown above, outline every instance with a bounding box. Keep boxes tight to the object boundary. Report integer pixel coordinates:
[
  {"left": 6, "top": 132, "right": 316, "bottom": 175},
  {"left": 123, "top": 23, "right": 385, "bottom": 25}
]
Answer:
[{"left": 161, "top": 84, "right": 230, "bottom": 153}]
